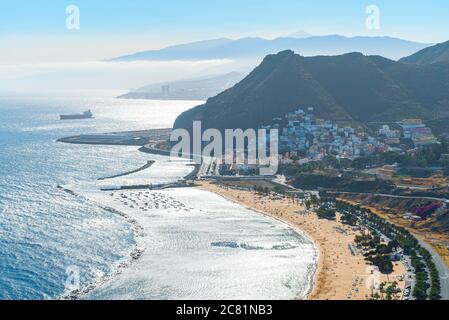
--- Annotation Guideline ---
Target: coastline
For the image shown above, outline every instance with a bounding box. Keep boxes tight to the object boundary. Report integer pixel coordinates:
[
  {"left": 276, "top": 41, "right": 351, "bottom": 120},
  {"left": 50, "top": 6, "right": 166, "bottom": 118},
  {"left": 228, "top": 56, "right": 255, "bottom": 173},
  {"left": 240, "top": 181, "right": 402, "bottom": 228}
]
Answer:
[
  {"left": 196, "top": 184, "right": 319, "bottom": 300},
  {"left": 56, "top": 159, "right": 317, "bottom": 300},
  {"left": 196, "top": 182, "right": 321, "bottom": 300},
  {"left": 57, "top": 186, "right": 147, "bottom": 300},
  {"left": 198, "top": 181, "right": 407, "bottom": 300},
  {"left": 55, "top": 126, "right": 408, "bottom": 300},
  {"left": 55, "top": 139, "right": 360, "bottom": 300}
]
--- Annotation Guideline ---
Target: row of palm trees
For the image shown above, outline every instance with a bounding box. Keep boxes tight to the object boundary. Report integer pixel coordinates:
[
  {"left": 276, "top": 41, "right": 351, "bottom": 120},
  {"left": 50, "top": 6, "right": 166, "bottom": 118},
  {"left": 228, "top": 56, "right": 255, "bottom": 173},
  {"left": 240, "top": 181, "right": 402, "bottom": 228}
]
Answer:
[{"left": 321, "top": 195, "right": 441, "bottom": 300}]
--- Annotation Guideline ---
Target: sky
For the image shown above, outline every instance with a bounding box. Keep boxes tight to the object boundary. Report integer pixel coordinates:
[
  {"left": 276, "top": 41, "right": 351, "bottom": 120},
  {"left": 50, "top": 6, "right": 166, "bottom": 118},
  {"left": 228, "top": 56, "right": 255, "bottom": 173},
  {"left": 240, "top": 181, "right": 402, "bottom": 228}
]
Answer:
[
  {"left": 1, "top": 0, "right": 449, "bottom": 64},
  {"left": 1, "top": 0, "right": 449, "bottom": 92}
]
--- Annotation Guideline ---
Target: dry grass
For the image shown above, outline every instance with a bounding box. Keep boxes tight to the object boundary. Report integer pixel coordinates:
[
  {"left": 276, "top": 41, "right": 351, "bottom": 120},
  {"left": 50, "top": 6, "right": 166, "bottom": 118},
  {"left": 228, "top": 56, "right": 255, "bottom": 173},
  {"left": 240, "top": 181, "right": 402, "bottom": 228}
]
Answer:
[{"left": 338, "top": 196, "right": 449, "bottom": 270}]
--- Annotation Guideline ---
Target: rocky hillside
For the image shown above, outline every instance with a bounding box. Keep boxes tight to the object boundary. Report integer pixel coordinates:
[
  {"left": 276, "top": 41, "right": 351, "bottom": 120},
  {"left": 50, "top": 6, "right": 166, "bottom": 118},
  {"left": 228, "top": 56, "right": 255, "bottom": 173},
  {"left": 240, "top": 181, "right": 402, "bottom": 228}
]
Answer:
[
  {"left": 174, "top": 50, "right": 449, "bottom": 132},
  {"left": 400, "top": 40, "right": 449, "bottom": 65}
]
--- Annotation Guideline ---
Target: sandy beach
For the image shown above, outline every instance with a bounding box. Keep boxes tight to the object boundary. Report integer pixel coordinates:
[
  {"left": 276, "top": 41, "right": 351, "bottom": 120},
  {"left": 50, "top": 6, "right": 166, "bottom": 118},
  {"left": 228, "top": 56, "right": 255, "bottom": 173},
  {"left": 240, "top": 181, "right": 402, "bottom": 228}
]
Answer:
[{"left": 199, "top": 181, "right": 407, "bottom": 300}]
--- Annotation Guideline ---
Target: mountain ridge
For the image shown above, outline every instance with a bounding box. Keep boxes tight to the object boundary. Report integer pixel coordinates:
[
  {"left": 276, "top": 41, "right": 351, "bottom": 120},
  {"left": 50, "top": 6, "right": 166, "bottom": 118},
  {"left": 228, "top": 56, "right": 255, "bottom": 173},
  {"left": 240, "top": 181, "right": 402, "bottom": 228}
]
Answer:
[
  {"left": 173, "top": 50, "right": 449, "bottom": 132},
  {"left": 111, "top": 35, "right": 431, "bottom": 62},
  {"left": 400, "top": 40, "right": 449, "bottom": 65}
]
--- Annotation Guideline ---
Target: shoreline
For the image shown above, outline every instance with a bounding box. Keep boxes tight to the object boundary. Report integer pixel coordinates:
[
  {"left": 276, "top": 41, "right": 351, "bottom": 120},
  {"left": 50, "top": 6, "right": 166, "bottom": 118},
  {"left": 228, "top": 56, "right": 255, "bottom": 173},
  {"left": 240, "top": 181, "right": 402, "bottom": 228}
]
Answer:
[
  {"left": 197, "top": 182, "right": 326, "bottom": 299},
  {"left": 198, "top": 181, "right": 408, "bottom": 300},
  {"left": 58, "top": 182, "right": 319, "bottom": 300},
  {"left": 197, "top": 185, "right": 320, "bottom": 300},
  {"left": 55, "top": 142, "right": 406, "bottom": 300},
  {"left": 197, "top": 183, "right": 320, "bottom": 300},
  {"left": 56, "top": 186, "right": 147, "bottom": 300}
]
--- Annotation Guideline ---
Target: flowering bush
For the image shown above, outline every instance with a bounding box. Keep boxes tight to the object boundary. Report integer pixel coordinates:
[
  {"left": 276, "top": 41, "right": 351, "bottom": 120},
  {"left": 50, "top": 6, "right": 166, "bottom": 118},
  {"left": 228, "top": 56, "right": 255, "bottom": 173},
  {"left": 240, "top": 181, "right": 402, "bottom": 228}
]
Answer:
[{"left": 411, "top": 204, "right": 439, "bottom": 219}]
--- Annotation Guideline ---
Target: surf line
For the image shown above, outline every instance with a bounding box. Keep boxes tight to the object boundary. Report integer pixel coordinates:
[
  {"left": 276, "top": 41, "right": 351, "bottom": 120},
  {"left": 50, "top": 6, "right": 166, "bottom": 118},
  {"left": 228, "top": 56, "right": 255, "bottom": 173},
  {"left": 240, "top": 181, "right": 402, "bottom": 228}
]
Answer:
[{"left": 57, "top": 185, "right": 146, "bottom": 300}]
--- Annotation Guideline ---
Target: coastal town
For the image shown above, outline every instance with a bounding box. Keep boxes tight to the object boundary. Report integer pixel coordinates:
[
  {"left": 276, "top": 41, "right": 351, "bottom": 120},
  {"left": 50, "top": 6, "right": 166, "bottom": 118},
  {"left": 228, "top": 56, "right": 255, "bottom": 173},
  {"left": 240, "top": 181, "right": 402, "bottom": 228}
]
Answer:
[
  {"left": 266, "top": 107, "right": 439, "bottom": 162},
  {"left": 191, "top": 106, "right": 449, "bottom": 300}
]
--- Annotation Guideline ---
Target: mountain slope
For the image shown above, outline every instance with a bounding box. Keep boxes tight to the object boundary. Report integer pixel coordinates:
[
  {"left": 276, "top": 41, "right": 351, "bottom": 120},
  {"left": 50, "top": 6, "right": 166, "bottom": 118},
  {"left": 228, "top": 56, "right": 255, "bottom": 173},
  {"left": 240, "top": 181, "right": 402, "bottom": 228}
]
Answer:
[
  {"left": 174, "top": 50, "right": 449, "bottom": 132},
  {"left": 112, "top": 35, "right": 431, "bottom": 62},
  {"left": 400, "top": 40, "right": 449, "bottom": 65}
]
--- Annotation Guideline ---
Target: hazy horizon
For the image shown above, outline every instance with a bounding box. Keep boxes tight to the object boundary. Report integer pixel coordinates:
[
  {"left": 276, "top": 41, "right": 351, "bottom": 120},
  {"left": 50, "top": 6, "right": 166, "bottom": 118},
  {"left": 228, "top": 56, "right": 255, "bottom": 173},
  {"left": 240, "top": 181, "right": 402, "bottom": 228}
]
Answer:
[{"left": 2, "top": 0, "right": 449, "bottom": 92}]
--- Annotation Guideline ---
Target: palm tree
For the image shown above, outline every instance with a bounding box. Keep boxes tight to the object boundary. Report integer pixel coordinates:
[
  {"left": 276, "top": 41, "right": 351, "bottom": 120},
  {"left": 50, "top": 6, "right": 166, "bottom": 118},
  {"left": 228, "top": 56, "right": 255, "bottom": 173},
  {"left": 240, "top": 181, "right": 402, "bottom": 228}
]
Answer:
[{"left": 379, "top": 282, "right": 386, "bottom": 299}]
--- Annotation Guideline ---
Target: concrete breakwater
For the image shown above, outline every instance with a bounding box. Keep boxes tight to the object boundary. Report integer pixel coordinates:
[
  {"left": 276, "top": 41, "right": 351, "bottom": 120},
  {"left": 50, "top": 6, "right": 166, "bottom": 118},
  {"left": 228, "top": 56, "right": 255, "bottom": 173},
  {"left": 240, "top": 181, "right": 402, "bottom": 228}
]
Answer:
[
  {"left": 100, "top": 181, "right": 195, "bottom": 192},
  {"left": 98, "top": 161, "right": 155, "bottom": 181},
  {"left": 57, "top": 129, "right": 171, "bottom": 147}
]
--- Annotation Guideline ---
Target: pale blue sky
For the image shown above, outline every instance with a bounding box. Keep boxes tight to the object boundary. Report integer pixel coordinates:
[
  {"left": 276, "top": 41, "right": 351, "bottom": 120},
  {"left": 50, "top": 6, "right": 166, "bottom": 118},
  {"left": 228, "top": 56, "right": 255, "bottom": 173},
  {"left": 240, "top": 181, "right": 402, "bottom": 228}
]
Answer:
[{"left": 1, "top": 0, "right": 449, "bottom": 63}]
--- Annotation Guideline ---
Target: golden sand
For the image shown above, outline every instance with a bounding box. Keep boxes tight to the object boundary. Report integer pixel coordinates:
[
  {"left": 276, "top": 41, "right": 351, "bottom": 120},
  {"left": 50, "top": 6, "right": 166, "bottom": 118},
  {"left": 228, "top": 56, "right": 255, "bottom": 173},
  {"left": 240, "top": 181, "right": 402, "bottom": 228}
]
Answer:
[{"left": 199, "top": 182, "right": 406, "bottom": 300}]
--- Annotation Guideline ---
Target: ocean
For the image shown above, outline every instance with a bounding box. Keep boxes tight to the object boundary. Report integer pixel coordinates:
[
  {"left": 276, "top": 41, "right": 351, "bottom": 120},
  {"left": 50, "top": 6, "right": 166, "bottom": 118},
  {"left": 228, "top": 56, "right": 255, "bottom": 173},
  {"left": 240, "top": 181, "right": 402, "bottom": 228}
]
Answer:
[{"left": 0, "top": 91, "right": 318, "bottom": 300}]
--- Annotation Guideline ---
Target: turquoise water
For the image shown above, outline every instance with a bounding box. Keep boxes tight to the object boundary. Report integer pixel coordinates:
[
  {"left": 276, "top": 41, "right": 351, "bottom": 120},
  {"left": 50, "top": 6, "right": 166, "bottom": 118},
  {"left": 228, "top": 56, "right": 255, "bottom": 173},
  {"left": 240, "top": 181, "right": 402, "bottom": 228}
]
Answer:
[{"left": 0, "top": 92, "right": 199, "bottom": 299}]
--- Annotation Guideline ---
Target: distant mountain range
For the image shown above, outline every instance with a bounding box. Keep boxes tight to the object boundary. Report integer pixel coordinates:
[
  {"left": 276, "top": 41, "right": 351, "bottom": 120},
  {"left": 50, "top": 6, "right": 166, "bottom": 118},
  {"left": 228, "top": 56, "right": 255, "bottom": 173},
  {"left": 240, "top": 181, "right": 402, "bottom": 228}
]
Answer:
[
  {"left": 174, "top": 49, "right": 449, "bottom": 132},
  {"left": 117, "top": 72, "right": 245, "bottom": 101},
  {"left": 400, "top": 40, "right": 449, "bottom": 65},
  {"left": 112, "top": 35, "right": 431, "bottom": 62}
]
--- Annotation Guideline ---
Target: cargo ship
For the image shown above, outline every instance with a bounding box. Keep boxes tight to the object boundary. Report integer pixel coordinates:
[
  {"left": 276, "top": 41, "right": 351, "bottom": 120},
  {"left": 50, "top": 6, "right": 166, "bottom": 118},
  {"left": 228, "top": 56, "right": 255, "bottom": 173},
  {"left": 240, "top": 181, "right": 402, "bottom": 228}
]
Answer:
[{"left": 60, "top": 110, "right": 93, "bottom": 120}]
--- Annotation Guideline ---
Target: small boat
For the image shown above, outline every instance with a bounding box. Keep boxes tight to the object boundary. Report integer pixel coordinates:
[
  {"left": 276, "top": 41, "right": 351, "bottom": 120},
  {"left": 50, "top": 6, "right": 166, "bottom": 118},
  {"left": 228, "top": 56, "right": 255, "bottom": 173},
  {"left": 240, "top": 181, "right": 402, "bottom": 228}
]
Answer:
[{"left": 60, "top": 110, "right": 93, "bottom": 120}]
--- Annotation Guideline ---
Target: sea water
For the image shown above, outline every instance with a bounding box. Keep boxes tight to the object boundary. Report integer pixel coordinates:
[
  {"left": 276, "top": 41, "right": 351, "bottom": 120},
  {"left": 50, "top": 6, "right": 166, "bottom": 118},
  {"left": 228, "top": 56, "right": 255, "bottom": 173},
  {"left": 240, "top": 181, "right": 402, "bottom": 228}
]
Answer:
[{"left": 0, "top": 91, "right": 318, "bottom": 300}]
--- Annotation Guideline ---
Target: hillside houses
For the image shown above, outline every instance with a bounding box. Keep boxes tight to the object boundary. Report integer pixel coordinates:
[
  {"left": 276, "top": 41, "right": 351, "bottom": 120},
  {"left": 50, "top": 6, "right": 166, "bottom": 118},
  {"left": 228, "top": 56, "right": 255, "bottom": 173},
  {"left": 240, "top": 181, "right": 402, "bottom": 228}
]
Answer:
[{"left": 273, "top": 107, "right": 390, "bottom": 159}]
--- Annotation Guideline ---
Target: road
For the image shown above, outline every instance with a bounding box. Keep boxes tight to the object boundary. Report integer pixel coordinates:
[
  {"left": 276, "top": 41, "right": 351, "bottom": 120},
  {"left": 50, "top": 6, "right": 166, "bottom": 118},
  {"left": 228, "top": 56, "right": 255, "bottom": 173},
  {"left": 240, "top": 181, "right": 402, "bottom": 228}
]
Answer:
[
  {"left": 328, "top": 191, "right": 449, "bottom": 204},
  {"left": 417, "top": 239, "right": 449, "bottom": 300}
]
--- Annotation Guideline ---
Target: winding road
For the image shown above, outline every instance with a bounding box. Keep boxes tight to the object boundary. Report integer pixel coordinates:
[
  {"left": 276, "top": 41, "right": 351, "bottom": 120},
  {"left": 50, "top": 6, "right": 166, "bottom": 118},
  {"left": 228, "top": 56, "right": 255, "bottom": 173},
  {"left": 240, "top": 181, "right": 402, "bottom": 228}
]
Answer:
[{"left": 417, "top": 239, "right": 449, "bottom": 300}]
